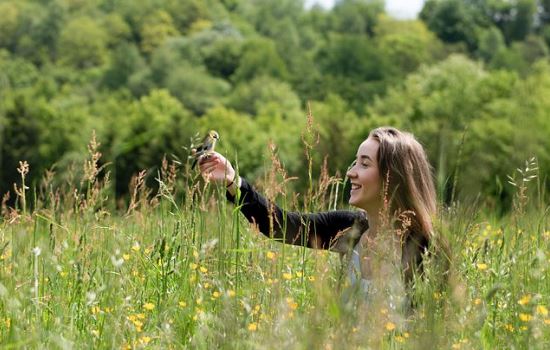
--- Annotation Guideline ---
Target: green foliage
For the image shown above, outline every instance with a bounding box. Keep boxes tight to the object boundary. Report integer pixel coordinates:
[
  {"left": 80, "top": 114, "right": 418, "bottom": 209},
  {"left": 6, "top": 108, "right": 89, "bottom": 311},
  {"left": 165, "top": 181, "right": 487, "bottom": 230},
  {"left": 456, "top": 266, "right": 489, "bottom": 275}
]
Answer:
[
  {"left": 1, "top": 0, "right": 550, "bottom": 208},
  {"left": 58, "top": 17, "right": 108, "bottom": 68},
  {"left": 111, "top": 89, "right": 196, "bottom": 194},
  {"left": 231, "top": 37, "right": 289, "bottom": 82}
]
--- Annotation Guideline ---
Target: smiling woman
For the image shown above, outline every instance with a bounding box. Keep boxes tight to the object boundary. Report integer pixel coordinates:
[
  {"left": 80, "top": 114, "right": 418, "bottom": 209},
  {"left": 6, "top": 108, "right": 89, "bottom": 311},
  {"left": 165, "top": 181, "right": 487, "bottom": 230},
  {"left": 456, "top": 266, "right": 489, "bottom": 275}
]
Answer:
[{"left": 198, "top": 126, "right": 447, "bottom": 313}]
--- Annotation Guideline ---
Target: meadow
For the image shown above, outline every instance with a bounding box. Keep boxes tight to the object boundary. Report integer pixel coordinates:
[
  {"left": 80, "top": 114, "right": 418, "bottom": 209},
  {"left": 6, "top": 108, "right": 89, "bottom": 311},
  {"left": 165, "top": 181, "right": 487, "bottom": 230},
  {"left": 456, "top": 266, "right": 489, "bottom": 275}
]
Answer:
[{"left": 0, "top": 135, "right": 549, "bottom": 350}]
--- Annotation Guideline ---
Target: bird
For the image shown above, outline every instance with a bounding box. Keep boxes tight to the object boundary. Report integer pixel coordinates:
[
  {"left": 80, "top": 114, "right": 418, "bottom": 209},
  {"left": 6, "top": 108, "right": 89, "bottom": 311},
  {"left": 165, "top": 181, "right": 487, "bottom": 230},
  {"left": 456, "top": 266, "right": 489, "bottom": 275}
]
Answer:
[{"left": 191, "top": 130, "right": 220, "bottom": 169}]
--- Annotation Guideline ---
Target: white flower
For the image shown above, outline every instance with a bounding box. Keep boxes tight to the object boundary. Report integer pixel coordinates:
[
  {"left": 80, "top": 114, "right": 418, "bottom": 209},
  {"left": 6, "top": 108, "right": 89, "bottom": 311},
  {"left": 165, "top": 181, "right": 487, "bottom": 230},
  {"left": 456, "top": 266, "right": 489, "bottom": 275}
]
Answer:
[
  {"left": 32, "top": 247, "right": 41, "bottom": 257},
  {"left": 111, "top": 255, "right": 124, "bottom": 268}
]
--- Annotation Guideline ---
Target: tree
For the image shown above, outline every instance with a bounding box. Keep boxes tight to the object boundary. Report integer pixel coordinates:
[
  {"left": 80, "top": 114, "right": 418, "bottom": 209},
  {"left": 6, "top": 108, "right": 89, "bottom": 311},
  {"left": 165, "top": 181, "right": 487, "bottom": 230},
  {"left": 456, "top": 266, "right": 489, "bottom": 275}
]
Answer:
[
  {"left": 231, "top": 37, "right": 289, "bottom": 82},
  {"left": 139, "top": 10, "right": 180, "bottom": 54},
  {"left": 58, "top": 17, "right": 108, "bottom": 68}
]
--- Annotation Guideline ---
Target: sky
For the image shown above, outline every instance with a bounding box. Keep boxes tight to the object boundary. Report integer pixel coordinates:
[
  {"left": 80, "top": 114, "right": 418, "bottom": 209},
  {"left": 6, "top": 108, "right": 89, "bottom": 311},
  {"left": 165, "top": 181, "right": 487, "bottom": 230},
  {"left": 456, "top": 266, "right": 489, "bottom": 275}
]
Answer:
[{"left": 305, "top": 0, "right": 426, "bottom": 20}]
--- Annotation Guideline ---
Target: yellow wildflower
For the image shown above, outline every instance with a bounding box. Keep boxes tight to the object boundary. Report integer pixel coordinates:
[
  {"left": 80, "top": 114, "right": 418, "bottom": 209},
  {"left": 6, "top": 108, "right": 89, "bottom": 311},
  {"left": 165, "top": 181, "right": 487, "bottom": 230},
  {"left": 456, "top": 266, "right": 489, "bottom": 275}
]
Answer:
[
  {"left": 282, "top": 273, "right": 292, "bottom": 280},
  {"left": 296, "top": 271, "right": 303, "bottom": 278},
  {"left": 519, "top": 313, "right": 532, "bottom": 322},
  {"left": 140, "top": 336, "right": 151, "bottom": 344},
  {"left": 199, "top": 266, "right": 208, "bottom": 273},
  {"left": 504, "top": 324, "right": 514, "bottom": 332},
  {"left": 227, "top": 290, "right": 236, "bottom": 297},
  {"left": 518, "top": 294, "right": 531, "bottom": 306},
  {"left": 143, "top": 303, "right": 155, "bottom": 311},
  {"left": 476, "top": 263, "right": 488, "bottom": 271},
  {"left": 266, "top": 251, "right": 275, "bottom": 260},
  {"left": 212, "top": 291, "right": 220, "bottom": 298},
  {"left": 179, "top": 301, "right": 187, "bottom": 308},
  {"left": 474, "top": 298, "right": 482, "bottom": 305},
  {"left": 385, "top": 322, "right": 396, "bottom": 331},
  {"left": 286, "top": 298, "right": 298, "bottom": 310},
  {"left": 536, "top": 305, "right": 548, "bottom": 316},
  {"left": 190, "top": 263, "right": 198, "bottom": 270},
  {"left": 123, "top": 254, "right": 130, "bottom": 261},
  {"left": 395, "top": 335, "right": 405, "bottom": 343},
  {"left": 131, "top": 243, "right": 140, "bottom": 252},
  {"left": 248, "top": 323, "right": 258, "bottom": 331}
]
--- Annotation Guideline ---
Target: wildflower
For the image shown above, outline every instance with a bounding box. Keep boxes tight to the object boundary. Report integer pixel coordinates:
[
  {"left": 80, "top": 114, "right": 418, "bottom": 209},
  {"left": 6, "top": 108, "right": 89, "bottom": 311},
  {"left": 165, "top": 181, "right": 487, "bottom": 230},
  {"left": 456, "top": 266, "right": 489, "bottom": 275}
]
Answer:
[
  {"left": 190, "top": 263, "right": 198, "bottom": 270},
  {"left": 248, "top": 323, "right": 258, "bottom": 331},
  {"left": 32, "top": 247, "right": 41, "bottom": 256},
  {"left": 212, "top": 291, "right": 220, "bottom": 298},
  {"left": 286, "top": 298, "right": 298, "bottom": 310},
  {"left": 536, "top": 305, "right": 548, "bottom": 316},
  {"left": 227, "top": 290, "right": 236, "bottom": 297},
  {"left": 474, "top": 298, "right": 482, "bottom": 305},
  {"left": 136, "top": 313, "right": 145, "bottom": 320},
  {"left": 395, "top": 335, "right": 405, "bottom": 343},
  {"left": 91, "top": 330, "right": 99, "bottom": 337},
  {"left": 519, "top": 313, "right": 532, "bottom": 322},
  {"left": 131, "top": 243, "right": 140, "bottom": 252},
  {"left": 193, "top": 250, "right": 199, "bottom": 258},
  {"left": 282, "top": 273, "right": 292, "bottom": 280},
  {"left": 520, "top": 326, "right": 528, "bottom": 331},
  {"left": 199, "top": 266, "right": 208, "bottom": 273},
  {"left": 504, "top": 324, "right": 514, "bottom": 332},
  {"left": 179, "top": 301, "right": 187, "bottom": 308},
  {"left": 308, "top": 276, "right": 315, "bottom": 282},
  {"left": 296, "top": 271, "right": 303, "bottom": 278},
  {"left": 266, "top": 251, "right": 276, "bottom": 260},
  {"left": 196, "top": 298, "right": 203, "bottom": 305},
  {"left": 452, "top": 343, "right": 461, "bottom": 349},
  {"left": 352, "top": 327, "right": 357, "bottom": 333},
  {"left": 139, "top": 336, "right": 151, "bottom": 345},
  {"left": 91, "top": 306, "right": 100, "bottom": 315},
  {"left": 518, "top": 294, "right": 531, "bottom": 306},
  {"left": 204, "top": 282, "right": 210, "bottom": 289},
  {"left": 123, "top": 254, "right": 130, "bottom": 261},
  {"left": 476, "top": 263, "right": 488, "bottom": 271},
  {"left": 385, "top": 322, "right": 396, "bottom": 331},
  {"left": 403, "top": 332, "right": 410, "bottom": 338},
  {"left": 143, "top": 303, "right": 155, "bottom": 311},
  {"left": 544, "top": 319, "right": 550, "bottom": 325}
]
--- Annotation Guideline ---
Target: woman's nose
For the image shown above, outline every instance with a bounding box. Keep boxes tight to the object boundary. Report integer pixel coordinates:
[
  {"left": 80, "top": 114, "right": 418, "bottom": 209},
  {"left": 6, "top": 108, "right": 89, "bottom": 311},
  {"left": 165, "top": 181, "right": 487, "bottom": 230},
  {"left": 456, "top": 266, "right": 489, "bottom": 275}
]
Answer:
[{"left": 346, "top": 169, "right": 356, "bottom": 178}]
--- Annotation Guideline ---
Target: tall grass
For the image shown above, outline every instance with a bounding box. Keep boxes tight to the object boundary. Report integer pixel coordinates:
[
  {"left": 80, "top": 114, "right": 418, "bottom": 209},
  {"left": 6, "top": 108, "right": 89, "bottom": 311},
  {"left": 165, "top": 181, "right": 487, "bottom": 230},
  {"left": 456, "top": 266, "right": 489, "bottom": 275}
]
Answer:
[{"left": 0, "top": 134, "right": 549, "bottom": 349}]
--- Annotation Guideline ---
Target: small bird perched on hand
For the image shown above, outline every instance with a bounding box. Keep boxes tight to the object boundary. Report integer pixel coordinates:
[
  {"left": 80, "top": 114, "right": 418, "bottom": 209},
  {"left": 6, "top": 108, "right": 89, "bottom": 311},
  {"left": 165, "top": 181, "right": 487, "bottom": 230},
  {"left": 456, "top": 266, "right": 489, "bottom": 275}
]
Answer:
[{"left": 191, "top": 130, "right": 220, "bottom": 169}]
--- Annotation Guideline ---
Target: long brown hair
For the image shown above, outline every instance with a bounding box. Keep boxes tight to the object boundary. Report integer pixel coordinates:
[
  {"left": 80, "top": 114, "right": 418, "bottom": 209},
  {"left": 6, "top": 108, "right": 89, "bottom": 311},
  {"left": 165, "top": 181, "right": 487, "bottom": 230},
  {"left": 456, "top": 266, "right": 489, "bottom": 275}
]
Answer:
[{"left": 369, "top": 127, "right": 440, "bottom": 285}]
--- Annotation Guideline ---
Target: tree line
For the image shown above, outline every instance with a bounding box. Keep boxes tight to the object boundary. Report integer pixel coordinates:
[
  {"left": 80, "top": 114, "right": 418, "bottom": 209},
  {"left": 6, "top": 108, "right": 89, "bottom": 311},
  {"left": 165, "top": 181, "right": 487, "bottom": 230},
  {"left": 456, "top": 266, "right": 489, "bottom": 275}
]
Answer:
[{"left": 1, "top": 0, "right": 549, "bottom": 211}]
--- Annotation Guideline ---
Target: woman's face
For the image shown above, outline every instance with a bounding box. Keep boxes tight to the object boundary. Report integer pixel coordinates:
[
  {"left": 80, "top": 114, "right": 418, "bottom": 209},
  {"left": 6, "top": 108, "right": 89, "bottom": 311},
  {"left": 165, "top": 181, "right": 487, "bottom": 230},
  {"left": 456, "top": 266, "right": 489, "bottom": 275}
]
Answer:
[{"left": 346, "top": 138, "right": 382, "bottom": 211}]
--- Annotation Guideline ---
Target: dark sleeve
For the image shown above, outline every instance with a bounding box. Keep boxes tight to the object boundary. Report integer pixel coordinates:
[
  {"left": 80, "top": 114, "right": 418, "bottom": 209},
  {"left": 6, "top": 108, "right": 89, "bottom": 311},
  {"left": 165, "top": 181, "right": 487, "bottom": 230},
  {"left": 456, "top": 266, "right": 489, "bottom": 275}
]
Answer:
[{"left": 226, "top": 177, "right": 367, "bottom": 250}]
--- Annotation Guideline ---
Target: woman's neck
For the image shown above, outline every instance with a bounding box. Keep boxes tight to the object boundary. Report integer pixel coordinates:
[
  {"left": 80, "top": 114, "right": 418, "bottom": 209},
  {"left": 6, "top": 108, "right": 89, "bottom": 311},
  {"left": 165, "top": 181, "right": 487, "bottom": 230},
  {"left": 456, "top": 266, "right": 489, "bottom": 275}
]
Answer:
[{"left": 364, "top": 209, "right": 381, "bottom": 236}]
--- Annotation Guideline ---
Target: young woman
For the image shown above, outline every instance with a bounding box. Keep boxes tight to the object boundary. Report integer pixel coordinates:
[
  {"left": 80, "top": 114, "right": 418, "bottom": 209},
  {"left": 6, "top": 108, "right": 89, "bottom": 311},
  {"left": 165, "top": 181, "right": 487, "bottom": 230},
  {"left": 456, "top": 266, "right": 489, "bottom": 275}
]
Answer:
[{"left": 199, "top": 126, "right": 445, "bottom": 307}]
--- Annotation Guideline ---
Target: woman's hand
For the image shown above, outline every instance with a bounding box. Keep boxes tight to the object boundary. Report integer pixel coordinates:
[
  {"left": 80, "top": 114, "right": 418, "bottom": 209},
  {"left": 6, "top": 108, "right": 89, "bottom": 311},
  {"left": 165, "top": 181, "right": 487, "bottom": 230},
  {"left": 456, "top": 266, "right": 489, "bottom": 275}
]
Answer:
[{"left": 198, "top": 152, "right": 237, "bottom": 189}]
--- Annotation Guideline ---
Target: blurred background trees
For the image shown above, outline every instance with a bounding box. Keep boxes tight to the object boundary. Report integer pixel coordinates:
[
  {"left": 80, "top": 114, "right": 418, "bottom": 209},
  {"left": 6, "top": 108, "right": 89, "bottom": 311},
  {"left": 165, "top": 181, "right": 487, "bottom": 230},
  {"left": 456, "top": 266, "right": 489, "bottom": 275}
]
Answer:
[{"left": 1, "top": 0, "right": 549, "bottom": 212}]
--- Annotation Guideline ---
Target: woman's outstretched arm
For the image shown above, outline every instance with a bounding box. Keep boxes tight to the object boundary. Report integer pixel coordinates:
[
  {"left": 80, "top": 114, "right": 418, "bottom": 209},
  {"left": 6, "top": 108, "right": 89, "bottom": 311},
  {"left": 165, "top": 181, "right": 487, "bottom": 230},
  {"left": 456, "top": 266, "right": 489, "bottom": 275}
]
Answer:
[{"left": 199, "top": 152, "right": 367, "bottom": 250}]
